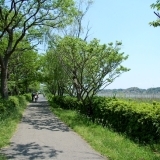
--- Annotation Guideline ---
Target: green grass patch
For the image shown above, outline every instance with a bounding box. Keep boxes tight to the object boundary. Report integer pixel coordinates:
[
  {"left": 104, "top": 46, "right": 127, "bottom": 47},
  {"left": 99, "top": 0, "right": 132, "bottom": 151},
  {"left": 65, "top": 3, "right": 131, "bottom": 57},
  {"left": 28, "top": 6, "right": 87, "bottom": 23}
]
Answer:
[
  {"left": 0, "top": 113, "right": 23, "bottom": 148},
  {"left": 0, "top": 95, "right": 30, "bottom": 159},
  {"left": 50, "top": 106, "right": 160, "bottom": 160},
  {"left": 0, "top": 154, "right": 5, "bottom": 160}
]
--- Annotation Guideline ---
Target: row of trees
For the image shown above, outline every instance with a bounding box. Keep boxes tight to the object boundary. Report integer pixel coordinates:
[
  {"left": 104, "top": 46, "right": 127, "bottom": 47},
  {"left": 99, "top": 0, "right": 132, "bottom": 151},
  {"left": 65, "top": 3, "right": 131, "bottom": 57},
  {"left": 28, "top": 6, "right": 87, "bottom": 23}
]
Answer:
[
  {"left": 41, "top": 0, "right": 129, "bottom": 107},
  {"left": 43, "top": 0, "right": 160, "bottom": 104},
  {"left": 0, "top": 32, "right": 43, "bottom": 95},
  {"left": 0, "top": 0, "right": 78, "bottom": 99},
  {"left": 0, "top": 0, "right": 159, "bottom": 100},
  {"left": 8, "top": 47, "right": 43, "bottom": 95}
]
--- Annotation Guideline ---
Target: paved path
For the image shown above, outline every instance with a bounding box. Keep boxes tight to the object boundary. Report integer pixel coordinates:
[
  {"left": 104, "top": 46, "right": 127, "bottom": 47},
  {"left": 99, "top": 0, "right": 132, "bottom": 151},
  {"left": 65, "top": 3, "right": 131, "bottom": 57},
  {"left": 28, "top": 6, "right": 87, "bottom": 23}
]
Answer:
[{"left": 1, "top": 94, "right": 107, "bottom": 160}]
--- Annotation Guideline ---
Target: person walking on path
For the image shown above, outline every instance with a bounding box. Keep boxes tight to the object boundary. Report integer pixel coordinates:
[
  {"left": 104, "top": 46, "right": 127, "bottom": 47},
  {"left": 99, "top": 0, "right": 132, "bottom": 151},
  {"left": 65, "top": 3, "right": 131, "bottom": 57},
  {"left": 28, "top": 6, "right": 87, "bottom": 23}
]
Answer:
[
  {"left": 31, "top": 92, "right": 35, "bottom": 102},
  {"left": 0, "top": 94, "right": 107, "bottom": 160},
  {"left": 34, "top": 92, "right": 39, "bottom": 102}
]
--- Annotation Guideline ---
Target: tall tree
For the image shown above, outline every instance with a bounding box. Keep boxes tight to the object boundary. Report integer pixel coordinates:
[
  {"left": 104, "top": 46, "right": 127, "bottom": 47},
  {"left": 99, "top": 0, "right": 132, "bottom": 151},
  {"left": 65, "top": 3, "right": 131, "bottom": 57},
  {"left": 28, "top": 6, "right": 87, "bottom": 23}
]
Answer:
[
  {"left": 46, "top": 36, "right": 129, "bottom": 105},
  {"left": 0, "top": 0, "right": 77, "bottom": 99},
  {"left": 44, "top": 0, "right": 93, "bottom": 96},
  {"left": 44, "top": 47, "right": 69, "bottom": 96}
]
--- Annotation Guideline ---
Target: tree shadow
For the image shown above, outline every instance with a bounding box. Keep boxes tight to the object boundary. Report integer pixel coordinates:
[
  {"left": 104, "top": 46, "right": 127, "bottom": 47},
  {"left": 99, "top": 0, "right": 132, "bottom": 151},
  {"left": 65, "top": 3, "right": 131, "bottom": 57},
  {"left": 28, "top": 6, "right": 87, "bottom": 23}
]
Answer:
[
  {"left": 22, "top": 99, "right": 70, "bottom": 132},
  {"left": 1, "top": 142, "right": 63, "bottom": 160}
]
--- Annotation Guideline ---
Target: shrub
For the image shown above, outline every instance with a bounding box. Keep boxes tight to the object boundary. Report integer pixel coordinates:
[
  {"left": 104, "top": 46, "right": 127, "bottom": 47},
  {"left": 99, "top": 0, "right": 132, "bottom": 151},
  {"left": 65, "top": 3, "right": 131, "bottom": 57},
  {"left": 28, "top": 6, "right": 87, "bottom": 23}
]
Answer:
[
  {"left": 51, "top": 95, "right": 160, "bottom": 143},
  {"left": 0, "top": 95, "right": 30, "bottom": 120},
  {"left": 23, "top": 93, "right": 31, "bottom": 102}
]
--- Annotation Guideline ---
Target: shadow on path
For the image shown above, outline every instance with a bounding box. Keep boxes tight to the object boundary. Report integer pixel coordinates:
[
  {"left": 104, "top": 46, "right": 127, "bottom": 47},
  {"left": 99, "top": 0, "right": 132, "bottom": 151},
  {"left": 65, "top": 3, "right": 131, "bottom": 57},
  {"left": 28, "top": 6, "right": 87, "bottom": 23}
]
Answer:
[
  {"left": 22, "top": 100, "right": 69, "bottom": 132},
  {"left": 3, "top": 142, "right": 62, "bottom": 160},
  {"left": 0, "top": 95, "right": 106, "bottom": 160}
]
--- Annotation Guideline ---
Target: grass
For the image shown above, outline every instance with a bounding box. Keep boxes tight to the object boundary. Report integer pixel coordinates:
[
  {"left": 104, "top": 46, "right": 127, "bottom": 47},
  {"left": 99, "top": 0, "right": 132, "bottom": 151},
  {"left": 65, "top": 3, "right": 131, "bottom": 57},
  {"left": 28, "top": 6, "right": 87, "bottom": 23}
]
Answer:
[
  {"left": 0, "top": 96, "right": 29, "bottom": 160},
  {"left": 0, "top": 116, "right": 21, "bottom": 160},
  {"left": 0, "top": 154, "right": 5, "bottom": 160},
  {"left": 0, "top": 117, "right": 21, "bottom": 160},
  {"left": 50, "top": 105, "right": 160, "bottom": 160},
  {"left": 0, "top": 114, "right": 23, "bottom": 148},
  {"left": 0, "top": 111, "right": 26, "bottom": 160}
]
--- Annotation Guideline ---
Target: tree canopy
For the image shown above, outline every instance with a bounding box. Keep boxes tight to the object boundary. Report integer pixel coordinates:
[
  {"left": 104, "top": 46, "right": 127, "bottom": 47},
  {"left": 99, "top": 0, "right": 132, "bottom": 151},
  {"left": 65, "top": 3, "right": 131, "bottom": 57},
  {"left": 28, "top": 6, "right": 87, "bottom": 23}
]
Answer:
[
  {"left": 0, "top": 0, "right": 78, "bottom": 98},
  {"left": 0, "top": 0, "right": 130, "bottom": 103},
  {"left": 44, "top": 36, "right": 129, "bottom": 103}
]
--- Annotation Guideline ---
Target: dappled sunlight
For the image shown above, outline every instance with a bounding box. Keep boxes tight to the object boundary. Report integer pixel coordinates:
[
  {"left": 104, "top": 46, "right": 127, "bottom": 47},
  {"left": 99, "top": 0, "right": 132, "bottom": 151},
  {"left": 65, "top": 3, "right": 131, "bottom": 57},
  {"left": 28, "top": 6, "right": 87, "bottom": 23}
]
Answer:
[{"left": 23, "top": 95, "right": 70, "bottom": 132}]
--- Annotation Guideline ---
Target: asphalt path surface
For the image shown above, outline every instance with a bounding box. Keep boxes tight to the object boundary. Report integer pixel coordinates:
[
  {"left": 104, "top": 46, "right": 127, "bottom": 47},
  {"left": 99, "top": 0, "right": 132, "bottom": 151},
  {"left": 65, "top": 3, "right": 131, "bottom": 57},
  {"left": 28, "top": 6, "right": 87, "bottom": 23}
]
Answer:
[{"left": 1, "top": 94, "right": 107, "bottom": 160}]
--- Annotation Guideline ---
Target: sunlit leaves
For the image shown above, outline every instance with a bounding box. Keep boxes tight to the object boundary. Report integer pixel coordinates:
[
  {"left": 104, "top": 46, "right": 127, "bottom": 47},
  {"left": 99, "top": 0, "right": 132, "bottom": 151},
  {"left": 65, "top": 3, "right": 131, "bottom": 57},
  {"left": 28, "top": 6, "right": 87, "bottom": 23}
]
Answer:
[
  {"left": 0, "top": 0, "right": 78, "bottom": 98},
  {"left": 150, "top": 1, "right": 160, "bottom": 27},
  {"left": 45, "top": 36, "right": 129, "bottom": 100}
]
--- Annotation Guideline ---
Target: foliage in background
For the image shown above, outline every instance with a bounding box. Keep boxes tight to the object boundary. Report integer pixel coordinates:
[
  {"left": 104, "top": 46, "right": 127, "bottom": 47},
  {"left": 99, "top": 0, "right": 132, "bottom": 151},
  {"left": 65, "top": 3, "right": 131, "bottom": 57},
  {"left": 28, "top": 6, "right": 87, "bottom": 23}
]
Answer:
[
  {"left": 0, "top": 0, "right": 78, "bottom": 99},
  {"left": 7, "top": 45, "right": 42, "bottom": 95},
  {"left": 44, "top": 36, "right": 129, "bottom": 117}
]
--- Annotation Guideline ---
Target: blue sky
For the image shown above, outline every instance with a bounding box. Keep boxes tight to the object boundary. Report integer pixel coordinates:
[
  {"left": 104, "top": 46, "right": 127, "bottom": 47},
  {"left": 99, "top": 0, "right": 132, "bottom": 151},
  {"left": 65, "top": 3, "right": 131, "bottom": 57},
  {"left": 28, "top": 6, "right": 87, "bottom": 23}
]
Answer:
[{"left": 82, "top": 0, "right": 160, "bottom": 89}]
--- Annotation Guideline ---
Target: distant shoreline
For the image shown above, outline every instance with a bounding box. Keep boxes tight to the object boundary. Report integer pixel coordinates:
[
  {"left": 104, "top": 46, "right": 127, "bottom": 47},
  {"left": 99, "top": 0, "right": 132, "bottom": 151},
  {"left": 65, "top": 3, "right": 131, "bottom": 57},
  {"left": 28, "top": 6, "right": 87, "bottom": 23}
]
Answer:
[{"left": 98, "top": 87, "right": 160, "bottom": 97}]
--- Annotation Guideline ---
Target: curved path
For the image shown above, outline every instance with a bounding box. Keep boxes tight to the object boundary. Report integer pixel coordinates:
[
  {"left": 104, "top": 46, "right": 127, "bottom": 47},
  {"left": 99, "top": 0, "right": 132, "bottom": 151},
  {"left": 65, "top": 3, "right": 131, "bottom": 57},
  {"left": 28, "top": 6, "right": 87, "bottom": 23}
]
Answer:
[{"left": 1, "top": 94, "right": 107, "bottom": 160}]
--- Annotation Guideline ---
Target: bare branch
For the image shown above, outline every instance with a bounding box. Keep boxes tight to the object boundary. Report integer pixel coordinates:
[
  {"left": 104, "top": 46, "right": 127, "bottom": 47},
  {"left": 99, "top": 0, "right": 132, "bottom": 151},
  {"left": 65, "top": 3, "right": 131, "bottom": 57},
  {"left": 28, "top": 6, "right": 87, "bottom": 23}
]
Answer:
[{"left": 154, "top": 11, "right": 160, "bottom": 18}]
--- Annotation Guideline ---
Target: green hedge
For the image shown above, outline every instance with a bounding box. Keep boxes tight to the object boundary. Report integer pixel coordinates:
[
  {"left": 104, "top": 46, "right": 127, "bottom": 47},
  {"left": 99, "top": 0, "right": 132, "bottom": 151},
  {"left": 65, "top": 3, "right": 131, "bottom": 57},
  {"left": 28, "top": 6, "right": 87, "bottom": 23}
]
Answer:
[
  {"left": 23, "top": 93, "right": 32, "bottom": 102},
  {"left": 51, "top": 96, "right": 160, "bottom": 143},
  {"left": 92, "top": 97, "right": 160, "bottom": 143},
  {"left": 0, "top": 94, "right": 30, "bottom": 120},
  {"left": 52, "top": 96, "right": 82, "bottom": 110}
]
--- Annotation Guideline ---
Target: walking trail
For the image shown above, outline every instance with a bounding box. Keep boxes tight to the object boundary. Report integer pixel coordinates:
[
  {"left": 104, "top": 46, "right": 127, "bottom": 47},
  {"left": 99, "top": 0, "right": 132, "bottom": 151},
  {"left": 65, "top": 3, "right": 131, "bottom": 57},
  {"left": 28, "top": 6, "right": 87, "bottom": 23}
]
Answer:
[{"left": 1, "top": 94, "right": 107, "bottom": 160}]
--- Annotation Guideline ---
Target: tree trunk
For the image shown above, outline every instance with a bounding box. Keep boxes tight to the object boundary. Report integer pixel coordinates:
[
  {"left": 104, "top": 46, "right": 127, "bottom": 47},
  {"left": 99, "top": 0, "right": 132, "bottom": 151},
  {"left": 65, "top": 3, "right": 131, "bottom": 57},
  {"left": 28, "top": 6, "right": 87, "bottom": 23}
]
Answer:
[
  {"left": 1, "top": 66, "right": 9, "bottom": 99},
  {"left": 25, "top": 80, "right": 29, "bottom": 93}
]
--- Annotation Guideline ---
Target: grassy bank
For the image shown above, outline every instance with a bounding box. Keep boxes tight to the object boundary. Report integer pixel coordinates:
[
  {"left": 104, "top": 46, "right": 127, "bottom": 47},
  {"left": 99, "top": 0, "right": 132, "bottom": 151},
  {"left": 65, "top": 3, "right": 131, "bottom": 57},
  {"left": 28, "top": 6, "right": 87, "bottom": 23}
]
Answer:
[
  {"left": 50, "top": 104, "right": 160, "bottom": 160},
  {"left": 0, "top": 95, "right": 30, "bottom": 160}
]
